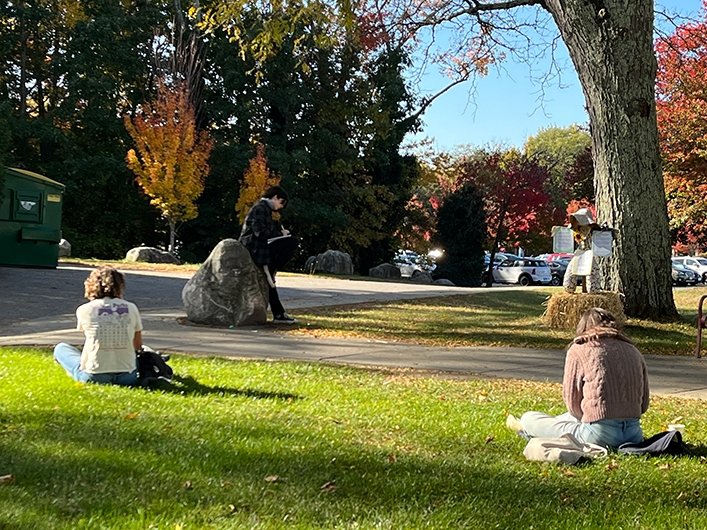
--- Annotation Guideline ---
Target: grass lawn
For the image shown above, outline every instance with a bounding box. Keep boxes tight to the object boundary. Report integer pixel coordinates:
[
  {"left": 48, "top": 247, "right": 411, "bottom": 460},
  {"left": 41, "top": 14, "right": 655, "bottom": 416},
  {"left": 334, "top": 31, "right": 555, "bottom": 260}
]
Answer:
[
  {"left": 2, "top": 347, "right": 707, "bottom": 529},
  {"left": 290, "top": 287, "right": 707, "bottom": 356}
]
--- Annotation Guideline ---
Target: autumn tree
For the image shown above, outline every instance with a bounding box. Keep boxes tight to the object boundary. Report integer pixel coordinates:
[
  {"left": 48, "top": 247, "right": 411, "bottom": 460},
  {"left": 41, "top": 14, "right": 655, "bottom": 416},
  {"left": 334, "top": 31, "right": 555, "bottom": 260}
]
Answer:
[
  {"left": 125, "top": 82, "right": 213, "bottom": 253},
  {"left": 235, "top": 143, "right": 281, "bottom": 223},
  {"left": 451, "top": 148, "right": 556, "bottom": 286},
  {"left": 656, "top": 4, "right": 707, "bottom": 254}
]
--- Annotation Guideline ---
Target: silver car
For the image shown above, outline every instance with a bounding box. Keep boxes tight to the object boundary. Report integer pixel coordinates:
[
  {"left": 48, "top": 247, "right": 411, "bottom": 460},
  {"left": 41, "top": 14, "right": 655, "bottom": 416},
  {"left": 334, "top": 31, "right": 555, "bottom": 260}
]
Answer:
[{"left": 492, "top": 258, "right": 553, "bottom": 286}]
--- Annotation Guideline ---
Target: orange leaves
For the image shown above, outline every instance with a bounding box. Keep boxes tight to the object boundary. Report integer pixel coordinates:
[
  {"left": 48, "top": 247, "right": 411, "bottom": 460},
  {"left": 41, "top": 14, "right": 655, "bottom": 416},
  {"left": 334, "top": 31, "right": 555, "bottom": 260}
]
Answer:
[
  {"left": 235, "top": 144, "right": 281, "bottom": 223},
  {"left": 124, "top": 81, "right": 213, "bottom": 227}
]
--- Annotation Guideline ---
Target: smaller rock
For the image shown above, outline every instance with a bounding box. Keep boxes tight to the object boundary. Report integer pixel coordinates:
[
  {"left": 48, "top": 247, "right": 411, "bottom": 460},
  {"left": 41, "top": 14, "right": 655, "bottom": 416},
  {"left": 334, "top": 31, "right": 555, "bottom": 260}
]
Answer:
[
  {"left": 58, "top": 239, "right": 71, "bottom": 257},
  {"left": 433, "top": 278, "right": 456, "bottom": 286},
  {"left": 307, "top": 250, "right": 354, "bottom": 275},
  {"left": 369, "top": 263, "right": 401, "bottom": 279},
  {"left": 409, "top": 270, "right": 433, "bottom": 284},
  {"left": 125, "top": 246, "right": 180, "bottom": 264}
]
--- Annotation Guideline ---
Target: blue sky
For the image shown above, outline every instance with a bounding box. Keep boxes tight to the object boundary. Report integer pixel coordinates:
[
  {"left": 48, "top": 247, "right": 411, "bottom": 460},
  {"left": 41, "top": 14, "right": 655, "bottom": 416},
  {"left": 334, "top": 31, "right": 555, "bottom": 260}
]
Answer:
[{"left": 408, "top": 1, "right": 703, "bottom": 152}]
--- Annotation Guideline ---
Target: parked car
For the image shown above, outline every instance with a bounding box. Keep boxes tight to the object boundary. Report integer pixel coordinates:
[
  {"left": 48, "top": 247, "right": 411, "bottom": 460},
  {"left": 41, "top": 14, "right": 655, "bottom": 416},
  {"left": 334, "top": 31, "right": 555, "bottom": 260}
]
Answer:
[
  {"left": 393, "top": 250, "right": 436, "bottom": 278},
  {"left": 544, "top": 252, "right": 575, "bottom": 262},
  {"left": 483, "top": 251, "right": 520, "bottom": 267},
  {"left": 492, "top": 258, "right": 553, "bottom": 286},
  {"left": 671, "top": 262, "right": 700, "bottom": 286},
  {"left": 672, "top": 256, "right": 707, "bottom": 283},
  {"left": 548, "top": 258, "right": 571, "bottom": 286}
]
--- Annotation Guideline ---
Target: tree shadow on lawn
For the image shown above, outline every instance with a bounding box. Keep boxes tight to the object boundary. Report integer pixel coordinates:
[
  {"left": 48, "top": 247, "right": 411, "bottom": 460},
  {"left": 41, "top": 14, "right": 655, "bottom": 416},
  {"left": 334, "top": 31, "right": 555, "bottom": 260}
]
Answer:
[
  {"left": 146, "top": 374, "right": 301, "bottom": 401},
  {"left": 4, "top": 411, "right": 707, "bottom": 529}
]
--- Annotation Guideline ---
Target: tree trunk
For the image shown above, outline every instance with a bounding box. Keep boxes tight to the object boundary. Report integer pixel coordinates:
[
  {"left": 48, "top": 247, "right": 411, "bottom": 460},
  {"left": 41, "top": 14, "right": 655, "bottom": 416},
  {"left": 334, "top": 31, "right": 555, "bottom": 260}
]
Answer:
[
  {"left": 168, "top": 218, "right": 177, "bottom": 254},
  {"left": 544, "top": 0, "right": 677, "bottom": 318}
]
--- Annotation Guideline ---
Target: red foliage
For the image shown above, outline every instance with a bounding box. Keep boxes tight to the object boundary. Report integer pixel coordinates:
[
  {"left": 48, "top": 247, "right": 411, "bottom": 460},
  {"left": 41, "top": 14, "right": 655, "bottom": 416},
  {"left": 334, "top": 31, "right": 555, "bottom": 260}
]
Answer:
[
  {"left": 357, "top": 11, "right": 391, "bottom": 52},
  {"left": 453, "top": 150, "right": 563, "bottom": 251},
  {"left": 656, "top": 1, "right": 707, "bottom": 251}
]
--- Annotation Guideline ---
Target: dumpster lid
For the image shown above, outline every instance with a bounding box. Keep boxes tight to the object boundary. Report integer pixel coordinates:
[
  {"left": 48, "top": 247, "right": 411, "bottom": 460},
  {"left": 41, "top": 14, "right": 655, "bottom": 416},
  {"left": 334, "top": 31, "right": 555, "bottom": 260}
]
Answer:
[{"left": 6, "top": 167, "right": 65, "bottom": 190}]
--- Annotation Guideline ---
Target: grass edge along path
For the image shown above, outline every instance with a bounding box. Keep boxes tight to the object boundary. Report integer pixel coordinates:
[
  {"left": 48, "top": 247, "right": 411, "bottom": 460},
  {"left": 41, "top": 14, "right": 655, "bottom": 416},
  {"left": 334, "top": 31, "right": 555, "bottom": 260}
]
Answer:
[
  {"left": 2, "top": 347, "right": 707, "bottom": 529},
  {"left": 288, "top": 287, "right": 707, "bottom": 356}
]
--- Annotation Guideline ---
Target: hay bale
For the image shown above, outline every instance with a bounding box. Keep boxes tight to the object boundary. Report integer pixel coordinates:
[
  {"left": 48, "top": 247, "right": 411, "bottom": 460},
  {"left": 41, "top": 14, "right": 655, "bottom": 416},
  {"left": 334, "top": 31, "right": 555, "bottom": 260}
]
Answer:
[{"left": 543, "top": 291, "right": 625, "bottom": 331}]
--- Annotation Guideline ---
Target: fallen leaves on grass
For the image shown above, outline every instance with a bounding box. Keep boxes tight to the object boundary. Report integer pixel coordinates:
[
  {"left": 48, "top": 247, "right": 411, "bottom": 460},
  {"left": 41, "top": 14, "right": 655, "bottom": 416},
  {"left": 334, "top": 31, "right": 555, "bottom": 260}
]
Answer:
[
  {"left": 0, "top": 475, "right": 15, "bottom": 485},
  {"left": 320, "top": 480, "right": 337, "bottom": 493},
  {"left": 605, "top": 459, "right": 620, "bottom": 471}
]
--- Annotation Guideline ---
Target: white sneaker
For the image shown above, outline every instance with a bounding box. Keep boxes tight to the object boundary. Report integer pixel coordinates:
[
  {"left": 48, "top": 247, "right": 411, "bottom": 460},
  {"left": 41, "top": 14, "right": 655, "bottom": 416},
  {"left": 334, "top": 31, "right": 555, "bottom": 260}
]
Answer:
[
  {"left": 273, "top": 313, "right": 298, "bottom": 324},
  {"left": 506, "top": 414, "right": 524, "bottom": 433}
]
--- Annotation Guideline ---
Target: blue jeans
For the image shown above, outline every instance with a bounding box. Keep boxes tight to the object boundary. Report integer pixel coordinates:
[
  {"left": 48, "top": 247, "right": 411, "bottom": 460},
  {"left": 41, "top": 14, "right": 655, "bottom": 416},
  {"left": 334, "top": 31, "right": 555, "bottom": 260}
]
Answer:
[
  {"left": 520, "top": 411, "right": 643, "bottom": 448},
  {"left": 54, "top": 342, "right": 139, "bottom": 386}
]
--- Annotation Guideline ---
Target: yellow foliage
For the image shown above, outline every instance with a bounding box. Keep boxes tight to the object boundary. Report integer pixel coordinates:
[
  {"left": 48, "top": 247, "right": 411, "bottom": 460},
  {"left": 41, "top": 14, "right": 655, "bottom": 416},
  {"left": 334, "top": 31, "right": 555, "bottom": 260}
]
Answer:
[
  {"left": 124, "top": 82, "right": 213, "bottom": 226},
  {"left": 235, "top": 143, "right": 280, "bottom": 223}
]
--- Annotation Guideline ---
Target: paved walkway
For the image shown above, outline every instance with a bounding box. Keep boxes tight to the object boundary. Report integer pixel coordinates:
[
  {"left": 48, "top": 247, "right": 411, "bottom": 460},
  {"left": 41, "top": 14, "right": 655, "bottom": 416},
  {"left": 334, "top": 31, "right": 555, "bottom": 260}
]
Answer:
[{"left": 2, "top": 266, "right": 707, "bottom": 400}]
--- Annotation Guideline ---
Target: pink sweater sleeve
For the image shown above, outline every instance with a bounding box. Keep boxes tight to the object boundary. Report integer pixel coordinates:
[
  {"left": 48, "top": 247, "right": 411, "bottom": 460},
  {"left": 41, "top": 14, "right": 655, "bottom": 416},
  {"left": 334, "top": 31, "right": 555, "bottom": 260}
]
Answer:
[{"left": 562, "top": 348, "right": 584, "bottom": 419}]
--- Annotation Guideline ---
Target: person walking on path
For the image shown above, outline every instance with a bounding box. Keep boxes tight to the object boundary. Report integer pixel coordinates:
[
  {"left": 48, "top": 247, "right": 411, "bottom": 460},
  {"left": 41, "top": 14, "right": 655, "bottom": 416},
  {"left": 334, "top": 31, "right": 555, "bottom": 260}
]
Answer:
[
  {"left": 239, "top": 185, "right": 299, "bottom": 324},
  {"left": 508, "top": 307, "right": 650, "bottom": 448},
  {"left": 54, "top": 266, "right": 143, "bottom": 386}
]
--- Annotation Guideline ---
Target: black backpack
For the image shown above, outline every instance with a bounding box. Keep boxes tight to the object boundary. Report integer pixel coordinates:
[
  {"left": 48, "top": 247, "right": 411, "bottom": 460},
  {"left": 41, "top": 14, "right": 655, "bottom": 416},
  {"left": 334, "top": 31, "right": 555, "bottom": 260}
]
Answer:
[
  {"left": 617, "top": 430, "right": 686, "bottom": 456},
  {"left": 136, "top": 346, "right": 174, "bottom": 386}
]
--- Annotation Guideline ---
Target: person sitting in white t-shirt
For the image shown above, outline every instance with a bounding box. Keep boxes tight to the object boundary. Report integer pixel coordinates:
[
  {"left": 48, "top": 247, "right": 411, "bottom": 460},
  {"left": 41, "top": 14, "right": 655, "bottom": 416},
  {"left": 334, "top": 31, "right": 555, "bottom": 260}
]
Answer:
[{"left": 54, "top": 266, "right": 143, "bottom": 386}]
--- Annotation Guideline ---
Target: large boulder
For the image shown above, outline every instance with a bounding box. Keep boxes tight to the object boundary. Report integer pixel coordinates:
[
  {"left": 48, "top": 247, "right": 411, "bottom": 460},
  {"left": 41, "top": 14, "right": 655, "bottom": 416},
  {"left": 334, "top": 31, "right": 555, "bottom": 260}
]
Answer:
[
  {"left": 306, "top": 250, "right": 354, "bottom": 275},
  {"left": 126, "top": 246, "right": 179, "bottom": 264},
  {"left": 369, "top": 263, "right": 401, "bottom": 280},
  {"left": 58, "top": 238, "right": 71, "bottom": 257},
  {"left": 182, "top": 239, "right": 269, "bottom": 326}
]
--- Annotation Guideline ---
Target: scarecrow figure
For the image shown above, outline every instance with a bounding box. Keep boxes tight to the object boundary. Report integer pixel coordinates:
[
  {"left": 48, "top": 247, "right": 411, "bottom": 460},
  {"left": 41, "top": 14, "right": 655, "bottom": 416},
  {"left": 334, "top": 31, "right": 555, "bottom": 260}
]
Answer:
[{"left": 563, "top": 208, "right": 608, "bottom": 293}]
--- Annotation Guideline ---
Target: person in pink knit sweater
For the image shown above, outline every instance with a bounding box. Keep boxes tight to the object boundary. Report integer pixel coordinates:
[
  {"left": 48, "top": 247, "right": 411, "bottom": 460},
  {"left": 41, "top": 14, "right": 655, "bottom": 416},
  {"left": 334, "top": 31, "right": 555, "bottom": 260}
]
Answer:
[{"left": 509, "top": 307, "right": 650, "bottom": 448}]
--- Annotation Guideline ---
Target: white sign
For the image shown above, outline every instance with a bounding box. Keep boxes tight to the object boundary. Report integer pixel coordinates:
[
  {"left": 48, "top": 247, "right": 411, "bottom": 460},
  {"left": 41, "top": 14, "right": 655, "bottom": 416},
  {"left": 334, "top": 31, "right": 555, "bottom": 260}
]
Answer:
[
  {"left": 592, "top": 230, "right": 613, "bottom": 257},
  {"left": 552, "top": 226, "right": 575, "bottom": 253}
]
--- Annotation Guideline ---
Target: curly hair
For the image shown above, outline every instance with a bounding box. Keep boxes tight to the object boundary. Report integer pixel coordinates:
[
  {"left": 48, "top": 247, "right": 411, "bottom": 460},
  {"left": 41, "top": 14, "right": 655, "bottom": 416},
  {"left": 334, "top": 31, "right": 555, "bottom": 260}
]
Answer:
[{"left": 84, "top": 266, "right": 126, "bottom": 300}]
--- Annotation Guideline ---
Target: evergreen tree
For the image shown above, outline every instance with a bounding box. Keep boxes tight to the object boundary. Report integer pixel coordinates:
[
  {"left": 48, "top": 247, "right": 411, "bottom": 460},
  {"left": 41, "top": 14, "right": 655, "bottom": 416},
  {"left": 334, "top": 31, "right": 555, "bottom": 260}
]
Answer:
[{"left": 433, "top": 183, "right": 486, "bottom": 287}]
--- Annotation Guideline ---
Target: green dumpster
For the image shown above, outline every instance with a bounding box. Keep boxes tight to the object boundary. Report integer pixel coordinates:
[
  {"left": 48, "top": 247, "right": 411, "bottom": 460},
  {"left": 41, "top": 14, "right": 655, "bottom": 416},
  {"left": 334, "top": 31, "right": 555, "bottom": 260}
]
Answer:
[{"left": 0, "top": 167, "right": 65, "bottom": 268}]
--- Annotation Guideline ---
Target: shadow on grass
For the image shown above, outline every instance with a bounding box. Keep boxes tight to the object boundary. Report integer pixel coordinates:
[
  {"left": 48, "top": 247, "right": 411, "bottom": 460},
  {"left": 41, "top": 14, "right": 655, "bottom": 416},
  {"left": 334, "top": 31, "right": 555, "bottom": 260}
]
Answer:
[
  {"left": 4, "top": 406, "right": 707, "bottom": 529},
  {"left": 145, "top": 375, "right": 301, "bottom": 401}
]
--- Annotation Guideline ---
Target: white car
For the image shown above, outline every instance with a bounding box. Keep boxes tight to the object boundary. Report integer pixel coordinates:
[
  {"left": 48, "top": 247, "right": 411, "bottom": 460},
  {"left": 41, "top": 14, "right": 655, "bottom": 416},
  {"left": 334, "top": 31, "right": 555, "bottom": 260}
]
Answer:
[
  {"left": 393, "top": 250, "right": 436, "bottom": 278},
  {"left": 672, "top": 256, "right": 707, "bottom": 283},
  {"left": 492, "top": 258, "right": 553, "bottom": 286}
]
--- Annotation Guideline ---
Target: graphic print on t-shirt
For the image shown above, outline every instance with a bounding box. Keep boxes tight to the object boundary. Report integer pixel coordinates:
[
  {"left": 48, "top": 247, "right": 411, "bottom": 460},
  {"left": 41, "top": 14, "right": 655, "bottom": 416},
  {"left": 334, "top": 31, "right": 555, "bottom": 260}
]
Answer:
[{"left": 93, "top": 301, "right": 132, "bottom": 349}]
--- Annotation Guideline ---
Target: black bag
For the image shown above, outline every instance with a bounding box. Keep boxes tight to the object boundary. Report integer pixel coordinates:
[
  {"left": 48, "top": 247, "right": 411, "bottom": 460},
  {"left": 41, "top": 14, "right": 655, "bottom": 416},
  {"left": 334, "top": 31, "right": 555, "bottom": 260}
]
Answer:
[
  {"left": 136, "top": 346, "right": 173, "bottom": 385},
  {"left": 617, "top": 430, "right": 685, "bottom": 456}
]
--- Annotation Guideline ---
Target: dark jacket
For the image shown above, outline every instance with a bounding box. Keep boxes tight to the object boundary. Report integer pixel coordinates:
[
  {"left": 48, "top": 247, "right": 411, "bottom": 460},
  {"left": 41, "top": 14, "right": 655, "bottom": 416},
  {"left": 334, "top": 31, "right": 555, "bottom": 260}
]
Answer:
[{"left": 239, "top": 199, "right": 282, "bottom": 266}]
